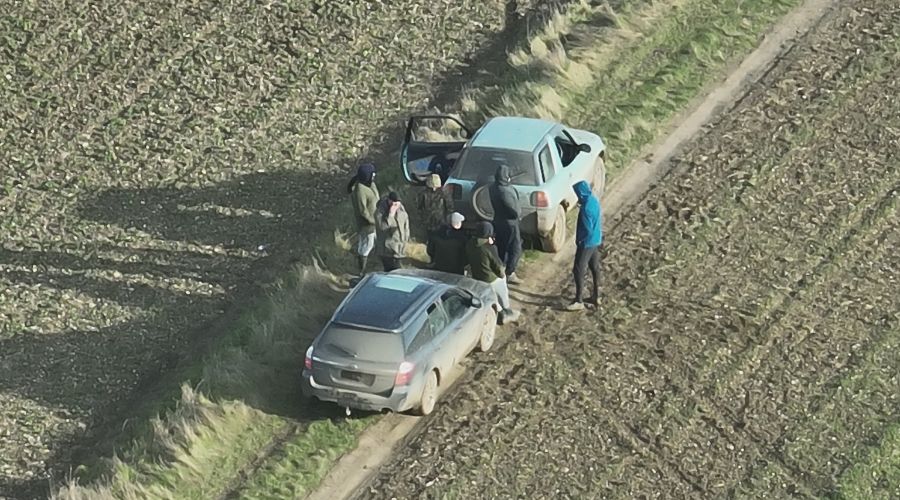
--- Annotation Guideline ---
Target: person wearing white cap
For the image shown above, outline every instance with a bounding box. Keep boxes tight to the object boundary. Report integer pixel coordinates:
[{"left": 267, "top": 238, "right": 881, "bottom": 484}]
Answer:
[{"left": 427, "top": 212, "right": 468, "bottom": 275}]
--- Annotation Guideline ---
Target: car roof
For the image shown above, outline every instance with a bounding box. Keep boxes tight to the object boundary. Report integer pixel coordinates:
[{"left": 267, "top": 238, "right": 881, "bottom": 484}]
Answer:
[
  {"left": 332, "top": 273, "right": 445, "bottom": 332},
  {"left": 469, "top": 116, "right": 558, "bottom": 152}
]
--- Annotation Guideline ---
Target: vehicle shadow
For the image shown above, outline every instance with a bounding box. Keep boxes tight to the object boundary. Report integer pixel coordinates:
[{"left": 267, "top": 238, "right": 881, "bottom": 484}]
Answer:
[{"left": 0, "top": 1, "right": 574, "bottom": 496}]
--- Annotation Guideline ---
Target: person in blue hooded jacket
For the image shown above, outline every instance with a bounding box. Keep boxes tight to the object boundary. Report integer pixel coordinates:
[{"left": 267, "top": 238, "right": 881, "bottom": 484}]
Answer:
[{"left": 566, "top": 181, "right": 602, "bottom": 311}]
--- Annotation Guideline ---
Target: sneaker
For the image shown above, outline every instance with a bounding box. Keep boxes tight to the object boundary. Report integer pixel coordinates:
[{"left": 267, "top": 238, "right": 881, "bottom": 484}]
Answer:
[
  {"left": 507, "top": 272, "right": 523, "bottom": 285},
  {"left": 565, "top": 301, "right": 586, "bottom": 312},
  {"left": 500, "top": 308, "right": 521, "bottom": 324},
  {"left": 586, "top": 296, "right": 599, "bottom": 307}
]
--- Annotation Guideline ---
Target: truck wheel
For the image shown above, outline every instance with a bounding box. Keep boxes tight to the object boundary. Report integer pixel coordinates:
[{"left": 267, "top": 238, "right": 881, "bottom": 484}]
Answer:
[
  {"left": 592, "top": 156, "right": 606, "bottom": 198},
  {"left": 471, "top": 183, "right": 494, "bottom": 221},
  {"left": 540, "top": 206, "right": 567, "bottom": 253}
]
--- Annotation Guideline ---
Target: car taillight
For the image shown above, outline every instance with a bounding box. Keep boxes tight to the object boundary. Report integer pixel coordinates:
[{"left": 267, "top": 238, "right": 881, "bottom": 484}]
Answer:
[
  {"left": 445, "top": 183, "right": 462, "bottom": 200},
  {"left": 394, "top": 361, "right": 415, "bottom": 386},
  {"left": 531, "top": 191, "right": 550, "bottom": 208},
  {"left": 304, "top": 346, "right": 313, "bottom": 370}
]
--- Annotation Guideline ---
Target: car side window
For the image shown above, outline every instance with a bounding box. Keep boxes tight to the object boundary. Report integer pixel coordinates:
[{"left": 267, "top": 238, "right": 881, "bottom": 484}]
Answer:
[
  {"left": 441, "top": 292, "right": 470, "bottom": 322},
  {"left": 538, "top": 144, "right": 555, "bottom": 183},
  {"left": 406, "top": 302, "right": 447, "bottom": 354},
  {"left": 555, "top": 133, "right": 579, "bottom": 167}
]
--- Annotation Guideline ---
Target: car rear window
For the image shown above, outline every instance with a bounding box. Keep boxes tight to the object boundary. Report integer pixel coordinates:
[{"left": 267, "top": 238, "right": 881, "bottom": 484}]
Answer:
[
  {"left": 319, "top": 326, "right": 405, "bottom": 363},
  {"left": 453, "top": 147, "right": 537, "bottom": 185},
  {"left": 334, "top": 275, "right": 431, "bottom": 330}
]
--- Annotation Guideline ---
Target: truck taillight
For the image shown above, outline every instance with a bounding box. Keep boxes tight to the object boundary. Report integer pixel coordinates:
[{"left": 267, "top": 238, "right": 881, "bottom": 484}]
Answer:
[
  {"left": 304, "top": 346, "right": 313, "bottom": 370},
  {"left": 531, "top": 191, "right": 550, "bottom": 208},
  {"left": 445, "top": 183, "right": 462, "bottom": 200},
  {"left": 394, "top": 361, "right": 415, "bottom": 386}
]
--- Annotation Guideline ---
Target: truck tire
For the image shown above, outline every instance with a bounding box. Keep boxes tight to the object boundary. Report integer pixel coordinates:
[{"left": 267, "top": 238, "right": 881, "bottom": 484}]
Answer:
[
  {"left": 592, "top": 156, "right": 606, "bottom": 198},
  {"left": 471, "top": 183, "right": 494, "bottom": 221},
  {"left": 540, "top": 205, "right": 567, "bottom": 253}
]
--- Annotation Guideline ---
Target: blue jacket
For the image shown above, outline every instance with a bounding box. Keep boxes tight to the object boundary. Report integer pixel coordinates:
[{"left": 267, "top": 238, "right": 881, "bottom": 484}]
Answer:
[{"left": 573, "top": 181, "right": 602, "bottom": 248}]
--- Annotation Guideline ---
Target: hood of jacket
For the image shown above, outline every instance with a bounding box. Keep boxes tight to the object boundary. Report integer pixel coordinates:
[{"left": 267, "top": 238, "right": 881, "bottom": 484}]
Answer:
[
  {"left": 475, "top": 221, "right": 494, "bottom": 239},
  {"left": 494, "top": 164, "right": 512, "bottom": 186},
  {"left": 573, "top": 180, "right": 592, "bottom": 204},
  {"left": 357, "top": 163, "right": 376, "bottom": 185}
]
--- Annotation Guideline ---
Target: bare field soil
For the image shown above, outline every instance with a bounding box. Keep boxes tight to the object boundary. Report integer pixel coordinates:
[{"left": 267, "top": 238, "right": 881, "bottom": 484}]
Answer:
[
  {"left": 0, "top": 0, "right": 539, "bottom": 493},
  {"left": 362, "top": 2, "right": 900, "bottom": 499}
]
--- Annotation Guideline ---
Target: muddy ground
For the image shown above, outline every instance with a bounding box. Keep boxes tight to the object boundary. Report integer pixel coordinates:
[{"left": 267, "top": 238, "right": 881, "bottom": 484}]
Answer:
[{"left": 361, "top": 1, "right": 900, "bottom": 498}]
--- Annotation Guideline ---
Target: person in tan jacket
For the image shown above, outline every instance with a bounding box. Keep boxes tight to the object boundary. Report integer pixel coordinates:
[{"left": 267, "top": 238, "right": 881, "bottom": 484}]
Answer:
[{"left": 375, "top": 191, "right": 410, "bottom": 272}]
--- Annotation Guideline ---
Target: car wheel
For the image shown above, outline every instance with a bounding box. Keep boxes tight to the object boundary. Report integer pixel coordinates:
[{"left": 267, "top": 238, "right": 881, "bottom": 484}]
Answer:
[
  {"left": 479, "top": 309, "right": 498, "bottom": 351},
  {"left": 592, "top": 156, "right": 606, "bottom": 198},
  {"left": 540, "top": 206, "right": 567, "bottom": 253},
  {"left": 416, "top": 370, "right": 439, "bottom": 416}
]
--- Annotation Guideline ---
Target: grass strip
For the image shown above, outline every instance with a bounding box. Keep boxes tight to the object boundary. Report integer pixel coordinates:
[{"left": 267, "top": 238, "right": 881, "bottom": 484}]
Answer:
[
  {"left": 840, "top": 414, "right": 900, "bottom": 500},
  {"left": 57, "top": 0, "right": 803, "bottom": 497}
]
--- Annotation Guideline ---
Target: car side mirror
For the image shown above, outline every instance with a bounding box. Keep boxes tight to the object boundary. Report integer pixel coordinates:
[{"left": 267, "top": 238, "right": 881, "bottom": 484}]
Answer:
[
  {"left": 578, "top": 143, "right": 592, "bottom": 153},
  {"left": 469, "top": 297, "right": 483, "bottom": 309}
]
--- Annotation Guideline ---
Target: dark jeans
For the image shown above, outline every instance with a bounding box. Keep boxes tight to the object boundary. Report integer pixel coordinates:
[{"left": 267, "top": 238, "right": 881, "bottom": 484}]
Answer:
[
  {"left": 573, "top": 245, "right": 601, "bottom": 302},
  {"left": 381, "top": 257, "right": 402, "bottom": 272},
  {"left": 494, "top": 221, "right": 522, "bottom": 275}
]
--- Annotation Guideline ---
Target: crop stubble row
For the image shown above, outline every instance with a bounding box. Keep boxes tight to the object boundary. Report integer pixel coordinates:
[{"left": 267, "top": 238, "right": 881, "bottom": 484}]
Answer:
[
  {"left": 362, "top": 2, "right": 900, "bottom": 498},
  {"left": 0, "top": 0, "right": 515, "bottom": 492}
]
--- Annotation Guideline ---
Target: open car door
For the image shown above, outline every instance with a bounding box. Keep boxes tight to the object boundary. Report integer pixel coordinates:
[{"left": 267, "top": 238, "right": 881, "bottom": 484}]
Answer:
[{"left": 400, "top": 115, "right": 473, "bottom": 185}]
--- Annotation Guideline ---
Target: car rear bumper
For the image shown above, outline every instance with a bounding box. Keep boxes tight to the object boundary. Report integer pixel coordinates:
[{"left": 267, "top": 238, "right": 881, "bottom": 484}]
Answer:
[{"left": 301, "top": 370, "right": 417, "bottom": 413}]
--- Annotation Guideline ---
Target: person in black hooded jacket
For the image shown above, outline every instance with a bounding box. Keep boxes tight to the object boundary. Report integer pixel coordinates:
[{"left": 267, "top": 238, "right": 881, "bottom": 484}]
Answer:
[{"left": 489, "top": 164, "right": 523, "bottom": 284}]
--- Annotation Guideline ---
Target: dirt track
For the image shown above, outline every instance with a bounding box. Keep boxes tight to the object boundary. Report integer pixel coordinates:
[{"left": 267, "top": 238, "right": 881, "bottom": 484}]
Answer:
[{"left": 360, "top": 1, "right": 900, "bottom": 498}]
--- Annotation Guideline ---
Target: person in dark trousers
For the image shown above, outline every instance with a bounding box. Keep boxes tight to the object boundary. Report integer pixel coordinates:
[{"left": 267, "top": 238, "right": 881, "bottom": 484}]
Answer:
[
  {"left": 489, "top": 164, "right": 523, "bottom": 284},
  {"left": 465, "top": 221, "right": 520, "bottom": 323},
  {"left": 347, "top": 163, "right": 379, "bottom": 275},
  {"left": 566, "top": 181, "right": 602, "bottom": 311},
  {"left": 427, "top": 212, "right": 468, "bottom": 275},
  {"left": 375, "top": 191, "right": 410, "bottom": 272}
]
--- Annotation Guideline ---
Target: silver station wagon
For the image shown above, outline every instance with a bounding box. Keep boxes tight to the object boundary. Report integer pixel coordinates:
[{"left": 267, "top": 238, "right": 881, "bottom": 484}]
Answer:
[{"left": 301, "top": 269, "right": 499, "bottom": 415}]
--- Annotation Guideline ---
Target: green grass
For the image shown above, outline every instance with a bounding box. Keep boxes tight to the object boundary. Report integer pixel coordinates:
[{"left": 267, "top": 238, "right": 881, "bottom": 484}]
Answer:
[
  {"left": 840, "top": 417, "right": 900, "bottom": 499},
  {"left": 57, "top": 0, "right": 807, "bottom": 497}
]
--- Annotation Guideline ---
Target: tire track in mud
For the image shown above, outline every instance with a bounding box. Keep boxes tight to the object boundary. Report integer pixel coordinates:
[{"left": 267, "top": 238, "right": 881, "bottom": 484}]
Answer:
[
  {"left": 362, "top": 2, "right": 900, "bottom": 498},
  {"left": 608, "top": 193, "right": 899, "bottom": 498}
]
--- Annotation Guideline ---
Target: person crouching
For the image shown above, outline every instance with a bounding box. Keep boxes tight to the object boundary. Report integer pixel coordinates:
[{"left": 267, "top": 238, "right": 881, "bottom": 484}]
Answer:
[{"left": 428, "top": 212, "right": 468, "bottom": 275}]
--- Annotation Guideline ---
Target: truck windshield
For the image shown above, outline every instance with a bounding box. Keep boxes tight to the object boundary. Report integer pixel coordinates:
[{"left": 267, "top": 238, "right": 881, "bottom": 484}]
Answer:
[{"left": 453, "top": 147, "right": 537, "bottom": 185}]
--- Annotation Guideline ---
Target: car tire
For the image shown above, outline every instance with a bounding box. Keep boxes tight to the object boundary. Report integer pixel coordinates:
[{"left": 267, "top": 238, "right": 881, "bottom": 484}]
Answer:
[
  {"left": 414, "top": 370, "right": 439, "bottom": 416},
  {"left": 540, "top": 205, "right": 567, "bottom": 253},
  {"left": 479, "top": 309, "right": 498, "bottom": 351},
  {"left": 592, "top": 156, "right": 606, "bottom": 198}
]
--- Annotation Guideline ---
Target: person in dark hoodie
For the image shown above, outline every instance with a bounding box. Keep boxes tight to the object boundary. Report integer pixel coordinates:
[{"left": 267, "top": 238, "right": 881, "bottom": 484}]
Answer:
[
  {"left": 428, "top": 212, "right": 468, "bottom": 275},
  {"left": 566, "top": 180, "right": 603, "bottom": 311},
  {"left": 375, "top": 191, "right": 410, "bottom": 272},
  {"left": 465, "top": 221, "right": 521, "bottom": 323},
  {"left": 347, "top": 163, "right": 379, "bottom": 275},
  {"left": 489, "top": 164, "right": 523, "bottom": 285}
]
